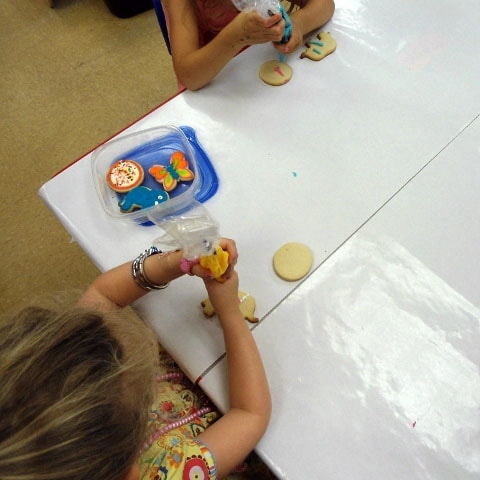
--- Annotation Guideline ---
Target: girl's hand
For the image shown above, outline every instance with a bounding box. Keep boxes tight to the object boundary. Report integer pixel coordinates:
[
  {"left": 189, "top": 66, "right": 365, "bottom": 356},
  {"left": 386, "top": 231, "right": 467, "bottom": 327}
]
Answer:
[
  {"left": 273, "top": 17, "right": 305, "bottom": 54},
  {"left": 191, "top": 238, "right": 238, "bottom": 280},
  {"left": 232, "top": 10, "right": 285, "bottom": 45},
  {"left": 203, "top": 269, "right": 240, "bottom": 320}
]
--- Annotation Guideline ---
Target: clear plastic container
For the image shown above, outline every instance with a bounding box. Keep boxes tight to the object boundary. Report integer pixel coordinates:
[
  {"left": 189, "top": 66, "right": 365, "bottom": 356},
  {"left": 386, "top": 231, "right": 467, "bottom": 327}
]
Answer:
[{"left": 92, "top": 125, "right": 217, "bottom": 224}]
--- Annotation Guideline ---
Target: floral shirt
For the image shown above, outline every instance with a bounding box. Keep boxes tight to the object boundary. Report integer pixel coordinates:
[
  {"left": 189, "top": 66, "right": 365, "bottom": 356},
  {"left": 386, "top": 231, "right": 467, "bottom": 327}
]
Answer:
[
  {"left": 139, "top": 436, "right": 217, "bottom": 479},
  {"left": 137, "top": 376, "right": 219, "bottom": 479},
  {"left": 137, "top": 349, "right": 275, "bottom": 480}
]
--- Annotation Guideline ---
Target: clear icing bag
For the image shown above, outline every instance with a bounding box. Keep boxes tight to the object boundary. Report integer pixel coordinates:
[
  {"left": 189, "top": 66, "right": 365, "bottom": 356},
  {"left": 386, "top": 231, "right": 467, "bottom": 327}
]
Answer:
[
  {"left": 231, "top": 0, "right": 291, "bottom": 42},
  {"left": 152, "top": 201, "right": 221, "bottom": 260},
  {"left": 231, "top": 0, "right": 281, "bottom": 19}
]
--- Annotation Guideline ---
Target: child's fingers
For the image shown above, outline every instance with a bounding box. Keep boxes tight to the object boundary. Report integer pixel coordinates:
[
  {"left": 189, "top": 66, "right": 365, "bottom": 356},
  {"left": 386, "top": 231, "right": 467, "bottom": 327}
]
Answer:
[
  {"left": 191, "top": 240, "right": 237, "bottom": 280},
  {"left": 202, "top": 271, "right": 238, "bottom": 302},
  {"left": 219, "top": 238, "right": 238, "bottom": 266},
  {"left": 263, "top": 12, "right": 282, "bottom": 27},
  {"left": 219, "top": 264, "right": 235, "bottom": 281},
  {"left": 191, "top": 264, "right": 214, "bottom": 279},
  {"left": 274, "top": 31, "right": 302, "bottom": 53}
]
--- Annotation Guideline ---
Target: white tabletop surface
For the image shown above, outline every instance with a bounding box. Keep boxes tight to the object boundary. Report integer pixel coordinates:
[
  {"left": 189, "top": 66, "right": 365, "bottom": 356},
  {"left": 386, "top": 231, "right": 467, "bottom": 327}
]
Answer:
[
  {"left": 39, "top": 0, "right": 480, "bottom": 477},
  {"left": 201, "top": 115, "right": 480, "bottom": 479}
]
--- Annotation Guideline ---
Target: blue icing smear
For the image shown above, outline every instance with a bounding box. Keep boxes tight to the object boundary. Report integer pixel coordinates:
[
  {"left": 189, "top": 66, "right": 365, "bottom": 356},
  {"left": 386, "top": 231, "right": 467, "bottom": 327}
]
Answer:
[{"left": 119, "top": 186, "right": 169, "bottom": 212}]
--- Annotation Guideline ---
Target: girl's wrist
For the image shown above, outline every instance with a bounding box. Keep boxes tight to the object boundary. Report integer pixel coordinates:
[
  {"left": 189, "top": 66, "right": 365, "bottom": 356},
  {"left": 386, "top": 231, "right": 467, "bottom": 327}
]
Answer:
[
  {"left": 290, "top": 9, "right": 307, "bottom": 38},
  {"left": 163, "top": 249, "right": 184, "bottom": 276},
  {"left": 217, "top": 304, "right": 243, "bottom": 324},
  {"left": 219, "top": 16, "right": 249, "bottom": 51},
  {"left": 140, "top": 249, "right": 184, "bottom": 287},
  {"left": 131, "top": 247, "right": 170, "bottom": 291}
]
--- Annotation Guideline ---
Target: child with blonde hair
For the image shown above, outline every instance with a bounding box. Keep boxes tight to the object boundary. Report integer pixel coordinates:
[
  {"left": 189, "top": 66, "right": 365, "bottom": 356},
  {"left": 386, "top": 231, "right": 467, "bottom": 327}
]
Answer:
[{"left": 0, "top": 238, "right": 272, "bottom": 479}]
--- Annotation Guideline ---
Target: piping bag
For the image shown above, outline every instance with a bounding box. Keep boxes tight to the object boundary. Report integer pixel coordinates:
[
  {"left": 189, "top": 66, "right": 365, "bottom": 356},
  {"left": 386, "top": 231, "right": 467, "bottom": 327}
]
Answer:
[
  {"left": 231, "top": 0, "right": 292, "bottom": 62},
  {"left": 150, "top": 202, "right": 229, "bottom": 281}
]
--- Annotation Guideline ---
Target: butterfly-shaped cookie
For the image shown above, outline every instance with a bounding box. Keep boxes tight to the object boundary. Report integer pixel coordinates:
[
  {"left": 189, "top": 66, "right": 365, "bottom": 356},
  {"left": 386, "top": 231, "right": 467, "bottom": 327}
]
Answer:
[{"left": 149, "top": 151, "right": 195, "bottom": 192}]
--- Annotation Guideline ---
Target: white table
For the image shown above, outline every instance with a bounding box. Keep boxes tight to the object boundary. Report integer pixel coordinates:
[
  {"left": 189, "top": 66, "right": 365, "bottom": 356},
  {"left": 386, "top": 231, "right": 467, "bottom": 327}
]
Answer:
[
  {"left": 202, "top": 115, "right": 480, "bottom": 479},
  {"left": 39, "top": 0, "right": 480, "bottom": 477}
]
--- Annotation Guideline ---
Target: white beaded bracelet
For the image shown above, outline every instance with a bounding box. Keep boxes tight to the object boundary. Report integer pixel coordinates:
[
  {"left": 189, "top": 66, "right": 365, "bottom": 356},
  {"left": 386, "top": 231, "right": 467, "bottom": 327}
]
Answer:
[{"left": 131, "top": 247, "right": 169, "bottom": 291}]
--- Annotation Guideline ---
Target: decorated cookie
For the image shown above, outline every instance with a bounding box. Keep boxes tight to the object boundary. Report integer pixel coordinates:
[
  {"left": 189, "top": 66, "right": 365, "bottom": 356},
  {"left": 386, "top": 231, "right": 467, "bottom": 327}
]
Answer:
[
  {"left": 259, "top": 60, "right": 293, "bottom": 86},
  {"left": 199, "top": 245, "right": 229, "bottom": 281},
  {"left": 273, "top": 242, "right": 313, "bottom": 281},
  {"left": 300, "top": 31, "right": 336, "bottom": 61},
  {"left": 149, "top": 151, "right": 195, "bottom": 192},
  {"left": 106, "top": 159, "right": 144, "bottom": 193},
  {"left": 201, "top": 291, "right": 258, "bottom": 323},
  {"left": 118, "top": 186, "right": 169, "bottom": 213}
]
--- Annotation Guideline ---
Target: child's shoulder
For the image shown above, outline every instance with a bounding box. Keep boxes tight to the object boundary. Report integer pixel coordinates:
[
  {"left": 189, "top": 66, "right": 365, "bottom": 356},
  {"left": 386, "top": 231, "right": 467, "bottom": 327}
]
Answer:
[{"left": 139, "top": 437, "right": 217, "bottom": 479}]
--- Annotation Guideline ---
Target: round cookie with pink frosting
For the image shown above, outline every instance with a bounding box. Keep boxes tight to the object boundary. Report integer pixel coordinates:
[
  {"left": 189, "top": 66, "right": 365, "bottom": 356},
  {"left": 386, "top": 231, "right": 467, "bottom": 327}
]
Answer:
[
  {"left": 106, "top": 159, "right": 144, "bottom": 193},
  {"left": 259, "top": 60, "right": 293, "bottom": 86}
]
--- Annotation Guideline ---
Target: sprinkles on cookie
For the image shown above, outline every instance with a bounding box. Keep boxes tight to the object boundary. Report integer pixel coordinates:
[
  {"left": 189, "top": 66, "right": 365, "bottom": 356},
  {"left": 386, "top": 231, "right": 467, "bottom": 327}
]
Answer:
[{"left": 106, "top": 159, "right": 144, "bottom": 193}]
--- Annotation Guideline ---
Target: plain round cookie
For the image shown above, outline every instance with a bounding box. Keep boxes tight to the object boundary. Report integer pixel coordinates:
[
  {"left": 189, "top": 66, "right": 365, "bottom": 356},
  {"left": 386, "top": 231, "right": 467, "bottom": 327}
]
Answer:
[
  {"left": 259, "top": 60, "right": 293, "bottom": 86},
  {"left": 273, "top": 242, "right": 313, "bottom": 281}
]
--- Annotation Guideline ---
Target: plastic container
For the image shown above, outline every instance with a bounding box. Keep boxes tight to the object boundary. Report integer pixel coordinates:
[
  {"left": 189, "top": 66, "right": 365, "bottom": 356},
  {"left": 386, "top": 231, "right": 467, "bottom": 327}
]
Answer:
[{"left": 92, "top": 125, "right": 218, "bottom": 225}]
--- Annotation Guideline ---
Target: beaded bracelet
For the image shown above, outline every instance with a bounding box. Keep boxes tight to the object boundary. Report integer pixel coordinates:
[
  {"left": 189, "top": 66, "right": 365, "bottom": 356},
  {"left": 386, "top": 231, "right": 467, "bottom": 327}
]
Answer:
[{"left": 131, "top": 246, "right": 169, "bottom": 291}]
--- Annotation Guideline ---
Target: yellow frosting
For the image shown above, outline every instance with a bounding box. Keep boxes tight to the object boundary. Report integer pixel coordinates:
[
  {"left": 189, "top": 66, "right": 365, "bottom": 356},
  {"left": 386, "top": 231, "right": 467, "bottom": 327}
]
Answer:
[{"left": 199, "top": 246, "right": 229, "bottom": 280}]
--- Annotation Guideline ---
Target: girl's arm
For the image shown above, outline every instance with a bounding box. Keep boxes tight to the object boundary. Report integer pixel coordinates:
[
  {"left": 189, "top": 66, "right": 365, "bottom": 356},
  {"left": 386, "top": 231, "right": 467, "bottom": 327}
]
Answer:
[
  {"left": 196, "top": 271, "right": 271, "bottom": 479},
  {"left": 164, "top": 0, "right": 285, "bottom": 90},
  {"left": 78, "top": 249, "right": 185, "bottom": 311},
  {"left": 78, "top": 239, "right": 238, "bottom": 311},
  {"left": 79, "top": 239, "right": 270, "bottom": 477},
  {"left": 275, "top": 0, "right": 335, "bottom": 54}
]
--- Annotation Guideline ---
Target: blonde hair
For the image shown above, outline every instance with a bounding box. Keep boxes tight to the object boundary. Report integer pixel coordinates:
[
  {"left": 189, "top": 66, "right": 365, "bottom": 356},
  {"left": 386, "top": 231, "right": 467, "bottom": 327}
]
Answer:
[{"left": 0, "top": 305, "right": 159, "bottom": 480}]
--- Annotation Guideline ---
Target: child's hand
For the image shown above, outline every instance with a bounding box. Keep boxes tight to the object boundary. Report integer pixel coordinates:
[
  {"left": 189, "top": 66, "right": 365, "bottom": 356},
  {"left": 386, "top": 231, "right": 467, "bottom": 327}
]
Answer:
[
  {"left": 191, "top": 238, "right": 238, "bottom": 280},
  {"left": 233, "top": 10, "right": 285, "bottom": 45},
  {"left": 216, "top": 237, "right": 238, "bottom": 280},
  {"left": 273, "top": 18, "right": 305, "bottom": 54},
  {"left": 203, "top": 269, "right": 240, "bottom": 320}
]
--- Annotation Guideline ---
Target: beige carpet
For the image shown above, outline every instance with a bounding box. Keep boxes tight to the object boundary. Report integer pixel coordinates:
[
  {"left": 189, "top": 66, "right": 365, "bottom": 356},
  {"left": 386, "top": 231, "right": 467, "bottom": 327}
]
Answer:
[{"left": 1, "top": 0, "right": 178, "bottom": 314}]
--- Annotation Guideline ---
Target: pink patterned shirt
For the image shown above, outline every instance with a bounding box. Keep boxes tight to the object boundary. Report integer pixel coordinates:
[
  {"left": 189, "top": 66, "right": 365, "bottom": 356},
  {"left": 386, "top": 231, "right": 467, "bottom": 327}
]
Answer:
[{"left": 194, "top": 0, "right": 240, "bottom": 45}]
